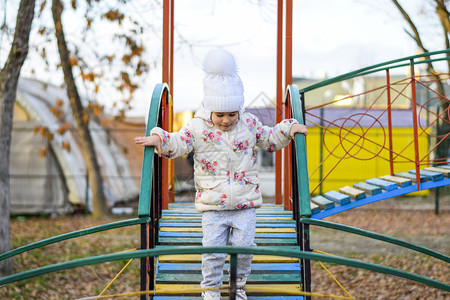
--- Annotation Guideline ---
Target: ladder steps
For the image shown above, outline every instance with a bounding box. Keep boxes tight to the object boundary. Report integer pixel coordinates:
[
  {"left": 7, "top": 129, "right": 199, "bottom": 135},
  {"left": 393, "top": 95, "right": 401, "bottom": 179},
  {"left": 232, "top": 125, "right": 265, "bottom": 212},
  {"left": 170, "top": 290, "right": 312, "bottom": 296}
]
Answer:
[{"left": 155, "top": 203, "right": 302, "bottom": 298}]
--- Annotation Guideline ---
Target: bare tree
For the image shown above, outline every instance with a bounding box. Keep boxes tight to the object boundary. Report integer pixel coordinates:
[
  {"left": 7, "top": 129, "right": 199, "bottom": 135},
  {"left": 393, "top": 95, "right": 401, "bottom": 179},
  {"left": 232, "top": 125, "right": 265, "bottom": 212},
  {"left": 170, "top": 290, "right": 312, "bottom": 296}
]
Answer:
[
  {"left": 0, "top": 0, "right": 35, "bottom": 276},
  {"left": 52, "top": 0, "right": 108, "bottom": 217},
  {"left": 391, "top": 0, "right": 449, "bottom": 163}
]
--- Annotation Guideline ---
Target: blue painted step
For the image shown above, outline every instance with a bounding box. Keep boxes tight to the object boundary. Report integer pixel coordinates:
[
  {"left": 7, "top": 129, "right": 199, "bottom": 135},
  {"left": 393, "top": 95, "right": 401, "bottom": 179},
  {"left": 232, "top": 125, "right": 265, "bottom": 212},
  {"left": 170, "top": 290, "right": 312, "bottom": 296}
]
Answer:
[
  {"left": 395, "top": 172, "right": 428, "bottom": 183},
  {"left": 408, "top": 170, "right": 444, "bottom": 181},
  {"left": 366, "top": 178, "right": 397, "bottom": 191},
  {"left": 154, "top": 297, "right": 304, "bottom": 300},
  {"left": 324, "top": 190, "right": 351, "bottom": 205},
  {"left": 159, "top": 232, "right": 296, "bottom": 238},
  {"left": 311, "top": 195, "right": 335, "bottom": 210},
  {"left": 158, "top": 263, "right": 301, "bottom": 272}
]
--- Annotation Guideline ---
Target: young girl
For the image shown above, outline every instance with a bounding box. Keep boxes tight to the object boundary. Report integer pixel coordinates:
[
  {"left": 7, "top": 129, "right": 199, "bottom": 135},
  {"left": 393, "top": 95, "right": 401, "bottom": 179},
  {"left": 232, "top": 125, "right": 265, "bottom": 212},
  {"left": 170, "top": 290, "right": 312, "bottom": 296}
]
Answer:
[{"left": 134, "top": 49, "right": 307, "bottom": 300}]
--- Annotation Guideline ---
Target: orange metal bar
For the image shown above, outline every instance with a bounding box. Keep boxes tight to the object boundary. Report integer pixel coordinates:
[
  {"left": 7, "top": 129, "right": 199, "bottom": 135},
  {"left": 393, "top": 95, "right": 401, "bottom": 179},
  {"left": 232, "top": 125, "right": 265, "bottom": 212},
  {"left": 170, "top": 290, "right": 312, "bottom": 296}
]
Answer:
[
  {"left": 161, "top": 0, "right": 171, "bottom": 209},
  {"left": 283, "top": 93, "right": 293, "bottom": 211},
  {"left": 170, "top": 0, "right": 174, "bottom": 92},
  {"left": 410, "top": 59, "right": 421, "bottom": 190},
  {"left": 283, "top": 0, "right": 293, "bottom": 210},
  {"left": 168, "top": 0, "right": 175, "bottom": 204},
  {"left": 285, "top": 0, "right": 293, "bottom": 86},
  {"left": 386, "top": 69, "right": 394, "bottom": 175},
  {"left": 162, "top": 0, "right": 170, "bottom": 84},
  {"left": 275, "top": 0, "right": 283, "bottom": 204}
]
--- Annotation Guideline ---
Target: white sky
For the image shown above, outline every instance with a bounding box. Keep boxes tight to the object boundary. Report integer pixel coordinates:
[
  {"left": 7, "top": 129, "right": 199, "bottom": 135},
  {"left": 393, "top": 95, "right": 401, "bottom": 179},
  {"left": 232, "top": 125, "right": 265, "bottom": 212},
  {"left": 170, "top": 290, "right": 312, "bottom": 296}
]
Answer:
[{"left": 2, "top": 0, "right": 444, "bottom": 116}]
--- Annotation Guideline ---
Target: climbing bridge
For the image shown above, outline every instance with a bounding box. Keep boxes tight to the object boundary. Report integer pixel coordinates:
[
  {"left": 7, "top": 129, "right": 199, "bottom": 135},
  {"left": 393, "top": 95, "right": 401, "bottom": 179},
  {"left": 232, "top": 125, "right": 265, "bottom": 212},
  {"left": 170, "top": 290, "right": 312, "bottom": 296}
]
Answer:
[{"left": 1, "top": 50, "right": 450, "bottom": 299}]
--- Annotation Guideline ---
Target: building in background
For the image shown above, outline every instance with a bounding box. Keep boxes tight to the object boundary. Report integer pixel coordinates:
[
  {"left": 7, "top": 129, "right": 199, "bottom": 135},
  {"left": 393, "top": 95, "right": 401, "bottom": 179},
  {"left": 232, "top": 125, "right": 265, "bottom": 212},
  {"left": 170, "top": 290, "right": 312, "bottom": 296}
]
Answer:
[{"left": 11, "top": 78, "right": 140, "bottom": 215}]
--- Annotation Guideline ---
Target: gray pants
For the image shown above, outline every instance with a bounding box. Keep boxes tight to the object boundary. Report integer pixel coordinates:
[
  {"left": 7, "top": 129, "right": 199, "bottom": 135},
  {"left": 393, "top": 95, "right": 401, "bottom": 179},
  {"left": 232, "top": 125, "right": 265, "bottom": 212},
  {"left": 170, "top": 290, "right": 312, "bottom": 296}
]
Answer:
[{"left": 201, "top": 208, "right": 256, "bottom": 289}]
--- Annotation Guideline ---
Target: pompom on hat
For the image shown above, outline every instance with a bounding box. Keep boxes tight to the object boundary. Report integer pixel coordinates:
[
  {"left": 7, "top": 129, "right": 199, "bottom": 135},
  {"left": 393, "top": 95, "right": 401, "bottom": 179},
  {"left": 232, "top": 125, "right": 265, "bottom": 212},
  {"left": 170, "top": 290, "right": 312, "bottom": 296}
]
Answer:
[{"left": 202, "top": 49, "right": 244, "bottom": 112}]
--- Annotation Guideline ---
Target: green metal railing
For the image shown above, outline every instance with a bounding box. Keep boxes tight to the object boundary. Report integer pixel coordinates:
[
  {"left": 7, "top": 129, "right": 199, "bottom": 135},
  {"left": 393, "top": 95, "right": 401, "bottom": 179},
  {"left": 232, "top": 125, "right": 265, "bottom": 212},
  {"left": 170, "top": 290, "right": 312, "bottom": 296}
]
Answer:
[
  {"left": 1, "top": 246, "right": 449, "bottom": 291},
  {"left": 299, "top": 49, "right": 450, "bottom": 93}
]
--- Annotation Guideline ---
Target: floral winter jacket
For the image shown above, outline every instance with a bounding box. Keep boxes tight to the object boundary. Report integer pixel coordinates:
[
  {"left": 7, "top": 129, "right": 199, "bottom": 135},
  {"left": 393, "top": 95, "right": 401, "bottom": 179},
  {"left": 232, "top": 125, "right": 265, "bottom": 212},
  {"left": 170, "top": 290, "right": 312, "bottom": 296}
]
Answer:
[{"left": 150, "top": 107, "right": 298, "bottom": 212}]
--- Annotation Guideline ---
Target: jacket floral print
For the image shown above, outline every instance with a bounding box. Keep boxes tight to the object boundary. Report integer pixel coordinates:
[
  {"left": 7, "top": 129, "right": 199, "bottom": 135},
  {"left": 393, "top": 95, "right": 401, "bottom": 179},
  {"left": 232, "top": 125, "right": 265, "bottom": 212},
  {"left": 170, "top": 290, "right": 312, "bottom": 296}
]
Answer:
[{"left": 150, "top": 107, "right": 298, "bottom": 212}]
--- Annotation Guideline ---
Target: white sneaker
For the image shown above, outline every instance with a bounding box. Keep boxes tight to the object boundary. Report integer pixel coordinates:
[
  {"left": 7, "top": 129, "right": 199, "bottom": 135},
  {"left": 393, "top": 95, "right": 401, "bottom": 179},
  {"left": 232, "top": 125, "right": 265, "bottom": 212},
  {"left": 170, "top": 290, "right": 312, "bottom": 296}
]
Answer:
[
  {"left": 236, "top": 288, "right": 247, "bottom": 300},
  {"left": 202, "top": 290, "right": 221, "bottom": 300}
]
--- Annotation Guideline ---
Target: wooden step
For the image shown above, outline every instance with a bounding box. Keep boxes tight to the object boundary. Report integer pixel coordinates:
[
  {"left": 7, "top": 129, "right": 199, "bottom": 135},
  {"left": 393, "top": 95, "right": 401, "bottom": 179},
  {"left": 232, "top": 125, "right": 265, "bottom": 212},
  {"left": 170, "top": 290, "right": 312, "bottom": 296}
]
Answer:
[
  {"left": 379, "top": 175, "right": 412, "bottom": 187},
  {"left": 353, "top": 182, "right": 382, "bottom": 195},
  {"left": 324, "top": 190, "right": 351, "bottom": 205},
  {"left": 158, "top": 262, "right": 301, "bottom": 273},
  {"left": 159, "top": 222, "right": 295, "bottom": 228},
  {"left": 153, "top": 284, "right": 302, "bottom": 296},
  {"left": 159, "top": 227, "right": 295, "bottom": 233},
  {"left": 158, "top": 237, "right": 298, "bottom": 246},
  {"left": 156, "top": 272, "right": 301, "bottom": 283},
  {"left": 424, "top": 167, "right": 450, "bottom": 177},
  {"left": 154, "top": 297, "right": 303, "bottom": 300},
  {"left": 154, "top": 296, "right": 303, "bottom": 300},
  {"left": 310, "top": 195, "right": 335, "bottom": 210},
  {"left": 158, "top": 254, "right": 300, "bottom": 263},
  {"left": 366, "top": 178, "right": 398, "bottom": 191},
  {"left": 339, "top": 186, "right": 366, "bottom": 200},
  {"left": 159, "top": 232, "right": 296, "bottom": 239},
  {"left": 408, "top": 169, "right": 444, "bottom": 181}
]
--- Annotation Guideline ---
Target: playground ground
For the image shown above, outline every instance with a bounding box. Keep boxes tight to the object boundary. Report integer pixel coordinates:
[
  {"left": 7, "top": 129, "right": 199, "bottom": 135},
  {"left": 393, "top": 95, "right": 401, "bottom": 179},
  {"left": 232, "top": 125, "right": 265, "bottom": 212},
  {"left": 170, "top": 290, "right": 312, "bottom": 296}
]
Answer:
[{"left": 1, "top": 193, "right": 449, "bottom": 299}]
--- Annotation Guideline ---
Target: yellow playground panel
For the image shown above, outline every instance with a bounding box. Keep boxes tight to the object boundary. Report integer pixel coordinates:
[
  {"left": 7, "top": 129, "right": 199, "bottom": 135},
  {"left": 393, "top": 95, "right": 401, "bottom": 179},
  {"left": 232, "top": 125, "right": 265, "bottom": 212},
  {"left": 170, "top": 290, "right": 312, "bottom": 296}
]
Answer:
[{"left": 306, "top": 126, "right": 430, "bottom": 196}]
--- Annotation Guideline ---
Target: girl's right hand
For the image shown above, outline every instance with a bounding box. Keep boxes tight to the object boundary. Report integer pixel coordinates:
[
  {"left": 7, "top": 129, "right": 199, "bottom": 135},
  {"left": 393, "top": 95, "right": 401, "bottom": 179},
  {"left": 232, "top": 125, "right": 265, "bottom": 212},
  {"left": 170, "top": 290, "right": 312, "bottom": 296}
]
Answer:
[{"left": 134, "top": 135, "right": 163, "bottom": 157}]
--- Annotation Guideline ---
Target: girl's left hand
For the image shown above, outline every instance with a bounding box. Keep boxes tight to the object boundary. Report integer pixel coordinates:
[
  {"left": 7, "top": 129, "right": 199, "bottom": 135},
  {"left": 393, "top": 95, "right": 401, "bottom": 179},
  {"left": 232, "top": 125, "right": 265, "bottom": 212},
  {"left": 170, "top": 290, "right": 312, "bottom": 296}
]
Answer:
[{"left": 289, "top": 124, "right": 308, "bottom": 139}]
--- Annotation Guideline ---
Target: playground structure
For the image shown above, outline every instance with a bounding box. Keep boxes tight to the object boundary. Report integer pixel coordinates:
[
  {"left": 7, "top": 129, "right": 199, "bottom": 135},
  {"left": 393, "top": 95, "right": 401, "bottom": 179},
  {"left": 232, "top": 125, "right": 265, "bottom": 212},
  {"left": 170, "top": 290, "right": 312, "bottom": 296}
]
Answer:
[
  {"left": 0, "top": 50, "right": 449, "bottom": 299},
  {"left": 1, "top": 0, "right": 450, "bottom": 297}
]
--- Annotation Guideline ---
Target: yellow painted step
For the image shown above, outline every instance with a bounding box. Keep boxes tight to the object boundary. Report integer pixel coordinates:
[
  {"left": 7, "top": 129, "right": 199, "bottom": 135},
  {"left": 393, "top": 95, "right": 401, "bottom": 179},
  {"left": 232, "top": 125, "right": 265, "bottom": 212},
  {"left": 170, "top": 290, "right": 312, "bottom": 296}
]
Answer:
[
  {"left": 159, "top": 254, "right": 299, "bottom": 263},
  {"left": 160, "top": 227, "right": 295, "bottom": 233},
  {"left": 154, "top": 283, "right": 301, "bottom": 295}
]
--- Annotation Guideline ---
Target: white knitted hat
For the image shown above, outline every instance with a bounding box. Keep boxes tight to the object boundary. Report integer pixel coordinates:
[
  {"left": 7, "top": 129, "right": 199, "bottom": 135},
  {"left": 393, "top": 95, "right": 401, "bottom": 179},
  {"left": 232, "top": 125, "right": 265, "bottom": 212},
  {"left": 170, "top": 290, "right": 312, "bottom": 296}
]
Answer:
[{"left": 202, "top": 49, "right": 244, "bottom": 112}]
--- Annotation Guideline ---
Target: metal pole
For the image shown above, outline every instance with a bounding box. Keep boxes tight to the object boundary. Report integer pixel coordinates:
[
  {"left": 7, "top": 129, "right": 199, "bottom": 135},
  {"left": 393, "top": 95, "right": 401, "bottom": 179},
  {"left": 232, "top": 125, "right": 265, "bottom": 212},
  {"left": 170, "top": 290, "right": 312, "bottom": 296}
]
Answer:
[
  {"left": 275, "top": 0, "right": 283, "bottom": 204},
  {"left": 435, "top": 106, "right": 440, "bottom": 215},
  {"left": 410, "top": 59, "right": 421, "bottom": 190},
  {"left": 319, "top": 107, "right": 324, "bottom": 195},
  {"left": 386, "top": 69, "right": 394, "bottom": 175},
  {"left": 229, "top": 253, "right": 237, "bottom": 300}
]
